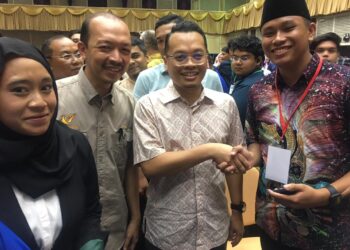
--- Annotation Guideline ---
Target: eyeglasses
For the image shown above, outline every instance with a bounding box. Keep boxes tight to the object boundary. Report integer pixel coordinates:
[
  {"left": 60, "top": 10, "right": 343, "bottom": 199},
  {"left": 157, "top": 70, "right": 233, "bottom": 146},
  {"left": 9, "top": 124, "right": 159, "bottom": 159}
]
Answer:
[
  {"left": 231, "top": 55, "right": 251, "bottom": 62},
  {"left": 49, "top": 51, "right": 82, "bottom": 61},
  {"left": 166, "top": 52, "right": 208, "bottom": 65}
]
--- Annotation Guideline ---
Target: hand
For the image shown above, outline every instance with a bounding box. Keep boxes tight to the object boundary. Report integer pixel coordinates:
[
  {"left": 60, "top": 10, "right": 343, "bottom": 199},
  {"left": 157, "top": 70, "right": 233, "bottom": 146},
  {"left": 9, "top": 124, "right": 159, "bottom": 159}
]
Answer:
[
  {"left": 268, "top": 183, "right": 330, "bottom": 209},
  {"left": 228, "top": 211, "right": 244, "bottom": 247},
  {"left": 211, "top": 143, "right": 234, "bottom": 166},
  {"left": 123, "top": 218, "right": 140, "bottom": 250},
  {"left": 216, "top": 145, "right": 253, "bottom": 174}
]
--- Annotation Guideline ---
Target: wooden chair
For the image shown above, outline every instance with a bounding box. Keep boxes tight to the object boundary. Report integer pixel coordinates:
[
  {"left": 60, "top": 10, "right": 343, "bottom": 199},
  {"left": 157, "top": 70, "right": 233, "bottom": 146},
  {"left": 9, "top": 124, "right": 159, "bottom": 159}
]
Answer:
[{"left": 226, "top": 167, "right": 261, "bottom": 250}]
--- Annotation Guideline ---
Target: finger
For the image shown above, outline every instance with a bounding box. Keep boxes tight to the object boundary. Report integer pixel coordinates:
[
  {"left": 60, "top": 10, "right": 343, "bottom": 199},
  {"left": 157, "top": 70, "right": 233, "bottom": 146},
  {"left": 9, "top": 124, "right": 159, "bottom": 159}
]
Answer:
[
  {"left": 231, "top": 154, "right": 248, "bottom": 173},
  {"left": 216, "top": 161, "right": 228, "bottom": 170}
]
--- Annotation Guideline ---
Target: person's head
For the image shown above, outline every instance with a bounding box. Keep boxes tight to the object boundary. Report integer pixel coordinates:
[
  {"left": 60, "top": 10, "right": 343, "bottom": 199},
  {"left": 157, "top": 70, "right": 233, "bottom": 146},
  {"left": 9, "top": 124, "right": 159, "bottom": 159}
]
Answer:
[
  {"left": 127, "top": 37, "right": 148, "bottom": 81},
  {"left": 228, "top": 35, "right": 264, "bottom": 77},
  {"left": 260, "top": 0, "right": 316, "bottom": 70},
  {"left": 220, "top": 47, "right": 230, "bottom": 61},
  {"left": 140, "top": 30, "right": 158, "bottom": 53},
  {"left": 41, "top": 35, "right": 83, "bottom": 80},
  {"left": 310, "top": 32, "right": 341, "bottom": 63},
  {"left": 164, "top": 21, "right": 208, "bottom": 92},
  {"left": 69, "top": 30, "right": 81, "bottom": 43},
  {"left": 154, "top": 14, "right": 184, "bottom": 56},
  {"left": 80, "top": 12, "right": 131, "bottom": 95},
  {"left": 0, "top": 37, "right": 57, "bottom": 137}
]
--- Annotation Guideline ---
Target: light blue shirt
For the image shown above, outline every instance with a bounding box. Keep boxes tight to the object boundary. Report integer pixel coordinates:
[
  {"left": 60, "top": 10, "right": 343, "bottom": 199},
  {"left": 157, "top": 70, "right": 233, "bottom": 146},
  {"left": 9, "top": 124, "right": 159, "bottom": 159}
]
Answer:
[{"left": 134, "top": 63, "right": 223, "bottom": 100}]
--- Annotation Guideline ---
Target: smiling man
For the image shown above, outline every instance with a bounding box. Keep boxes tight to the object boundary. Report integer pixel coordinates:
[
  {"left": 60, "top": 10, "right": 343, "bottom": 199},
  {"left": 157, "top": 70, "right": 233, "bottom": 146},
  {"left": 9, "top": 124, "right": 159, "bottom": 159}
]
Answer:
[
  {"left": 41, "top": 35, "right": 83, "bottom": 80},
  {"left": 119, "top": 37, "right": 148, "bottom": 94},
  {"left": 245, "top": 0, "right": 350, "bottom": 249},
  {"left": 134, "top": 21, "right": 254, "bottom": 250},
  {"left": 57, "top": 13, "right": 140, "bottom": 250}
]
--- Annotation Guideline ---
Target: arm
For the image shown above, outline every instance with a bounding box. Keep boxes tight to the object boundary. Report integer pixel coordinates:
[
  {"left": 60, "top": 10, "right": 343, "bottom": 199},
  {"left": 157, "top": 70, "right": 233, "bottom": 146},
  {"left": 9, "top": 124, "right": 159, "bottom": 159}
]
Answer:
[
  {"left": 140, "top": 143, "right": 234, "bottom": 178},
  {"left": 133, "top": 71, "right": 149, "bottom": 100},
  {"left": 123, "top": 143, "right": 140, "bottom": 250},
  {"left": 226, "top": 173, "right": 244, "bottom": 247}
]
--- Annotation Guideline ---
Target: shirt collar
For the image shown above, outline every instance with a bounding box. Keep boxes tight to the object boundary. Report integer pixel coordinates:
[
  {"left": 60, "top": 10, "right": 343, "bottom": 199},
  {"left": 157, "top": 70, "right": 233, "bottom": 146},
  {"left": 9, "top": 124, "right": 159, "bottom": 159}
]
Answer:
[
  {"left": 159, "top": 80, "right": 215, "bottom": 106},
  {"left": 276, "top": 53, "right": 321, "bottom": 89},
  {"left": 79, "top": 67, "right": 114, "bottom": 105}
]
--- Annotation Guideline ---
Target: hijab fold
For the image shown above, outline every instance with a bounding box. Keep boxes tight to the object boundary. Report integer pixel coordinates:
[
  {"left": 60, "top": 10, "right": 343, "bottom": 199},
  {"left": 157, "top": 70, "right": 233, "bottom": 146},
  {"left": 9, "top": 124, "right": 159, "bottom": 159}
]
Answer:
[{"left": 0, "top": 37, "right": 75, "bottom": 199}]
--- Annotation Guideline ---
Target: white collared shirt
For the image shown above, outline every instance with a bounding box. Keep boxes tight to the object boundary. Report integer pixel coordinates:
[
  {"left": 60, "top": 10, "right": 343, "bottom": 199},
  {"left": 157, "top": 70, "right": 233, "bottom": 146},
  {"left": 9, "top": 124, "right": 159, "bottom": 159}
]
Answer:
[{"left": 13, "top": 186, "right": 62, "bottom": 250}]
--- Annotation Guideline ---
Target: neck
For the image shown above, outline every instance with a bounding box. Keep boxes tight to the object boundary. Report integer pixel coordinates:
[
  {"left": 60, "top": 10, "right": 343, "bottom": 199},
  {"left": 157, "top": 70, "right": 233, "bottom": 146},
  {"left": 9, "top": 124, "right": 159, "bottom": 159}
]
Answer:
[
  {"left": 84, "top": 67, "right": 112, "bottom": 96},
  {"left": 174, "top": 85, "right": 203, "bottom": 106},
  {"left": 278, "top": 53, "right": 312, "bottom": 87}
]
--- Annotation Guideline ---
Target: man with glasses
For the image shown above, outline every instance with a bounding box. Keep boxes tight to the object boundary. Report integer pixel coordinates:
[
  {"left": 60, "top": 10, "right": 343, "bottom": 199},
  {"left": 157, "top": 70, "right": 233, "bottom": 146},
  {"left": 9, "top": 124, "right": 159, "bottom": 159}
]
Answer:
[
  {"left": 133, "top": 14, "right": 222, "bottom": 100},
  {"left": 134, "top": 21, "right": 254, "bottom": 250},
  {"left": 41, "top": 35, "right": 83, "bottom": 80},
  {"left": 228, "top": 35, "right": 264, "bottom": 128}
]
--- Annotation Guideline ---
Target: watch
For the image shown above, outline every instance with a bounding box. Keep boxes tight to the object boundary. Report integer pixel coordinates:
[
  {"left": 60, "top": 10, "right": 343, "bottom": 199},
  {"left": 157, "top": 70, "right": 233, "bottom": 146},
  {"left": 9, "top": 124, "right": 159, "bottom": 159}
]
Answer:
[
  {"left": 230, "top": 201, "right": 246, "bottom": 213},
  {"left": 324, "top": 184, "right": 342, "bottom": 207}
]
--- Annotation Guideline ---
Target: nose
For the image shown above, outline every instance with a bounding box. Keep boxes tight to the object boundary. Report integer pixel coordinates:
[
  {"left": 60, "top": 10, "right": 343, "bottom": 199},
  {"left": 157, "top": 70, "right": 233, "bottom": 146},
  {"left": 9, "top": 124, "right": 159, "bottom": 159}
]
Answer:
[
  {"left": 273, "top": 30, "right": 286, "bottom": 45},
  {"left": 28, "top": 91, "right": 47, "bottom": 110},
  {"left": 109, "top": 49, "right": 123, "bottom": 62}
]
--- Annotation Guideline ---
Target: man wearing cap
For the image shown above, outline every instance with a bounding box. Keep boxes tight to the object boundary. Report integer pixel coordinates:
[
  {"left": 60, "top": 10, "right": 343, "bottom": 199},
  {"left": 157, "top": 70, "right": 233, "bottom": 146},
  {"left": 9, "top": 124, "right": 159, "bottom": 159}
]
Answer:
[{"left": 244, "top": 0, "right": 350, "bottom": 249}]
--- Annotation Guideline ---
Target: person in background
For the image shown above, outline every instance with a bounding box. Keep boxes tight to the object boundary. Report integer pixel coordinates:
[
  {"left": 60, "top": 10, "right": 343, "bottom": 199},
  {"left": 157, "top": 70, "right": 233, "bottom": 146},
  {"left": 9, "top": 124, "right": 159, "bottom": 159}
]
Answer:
[
  {"left": 228, "top": 35, "right": 264, "bottom": 128},
  {"left": 41, "top": 35, "right": 83, "bottom": 80},
  {"left": 69, "top": 29, "right": 81, "bottom": 43},
  {"left": 134, "top": 21, "right": 254, "bottom": 250},
  {"left": 140, "top": 30, "right": 163, "bottom": 68},
  {"left": 0, "top": 37, "right": 105, "bottom": 250},
  {"left": 310, "top": 32, "right": 341, "bottom": 64},
  {"left": 119, "top": 37, "right": 148, "bottom": 94},
  {"left": 57, "top": 13, "right": 140, "bottom": 250},
  {"left": 213, "top": 46, "right": 233, "bottom": 93},
  {"left": 133, "top": 14, "right": 223, "bottom": 100},
  {"left": 244, "top": 0, "right": 350, "bottom": 249}
]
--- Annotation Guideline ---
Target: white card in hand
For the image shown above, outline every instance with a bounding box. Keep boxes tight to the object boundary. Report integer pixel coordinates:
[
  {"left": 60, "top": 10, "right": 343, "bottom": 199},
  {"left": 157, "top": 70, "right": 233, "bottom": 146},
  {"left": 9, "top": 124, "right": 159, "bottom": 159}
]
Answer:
[{"left": 265, "top": 146, "right": 291, "bottom": 184}]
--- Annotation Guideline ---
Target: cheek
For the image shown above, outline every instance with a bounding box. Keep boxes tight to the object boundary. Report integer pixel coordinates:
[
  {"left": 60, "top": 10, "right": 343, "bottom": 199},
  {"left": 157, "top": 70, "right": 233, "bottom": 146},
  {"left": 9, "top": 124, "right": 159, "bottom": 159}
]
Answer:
[{"left": 47, "top": 93, "right": 57, "bottom": 113}]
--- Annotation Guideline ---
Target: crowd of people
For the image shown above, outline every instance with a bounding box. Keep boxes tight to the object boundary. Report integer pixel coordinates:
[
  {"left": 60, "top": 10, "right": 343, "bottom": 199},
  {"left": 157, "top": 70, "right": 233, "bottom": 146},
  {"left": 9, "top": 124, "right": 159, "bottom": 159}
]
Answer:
[{"left": 0, "top": 0, "right": 349, "bottom": 249}]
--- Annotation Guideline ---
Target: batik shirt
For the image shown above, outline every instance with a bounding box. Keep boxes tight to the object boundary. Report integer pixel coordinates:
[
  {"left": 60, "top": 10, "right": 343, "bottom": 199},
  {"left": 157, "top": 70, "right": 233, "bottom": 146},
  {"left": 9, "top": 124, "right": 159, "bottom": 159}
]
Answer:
[
  {"left": 134, "top": 82, "right": 244, "bottom": 249},
  {"left": 246, "top": 54, "right": 350, "bottom": 250}
]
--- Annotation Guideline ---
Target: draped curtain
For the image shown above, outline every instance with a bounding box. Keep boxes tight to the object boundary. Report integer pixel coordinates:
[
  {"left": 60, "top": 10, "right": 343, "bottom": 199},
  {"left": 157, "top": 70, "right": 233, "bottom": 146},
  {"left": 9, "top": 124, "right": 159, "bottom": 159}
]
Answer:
[{"left": 0, "top": 0, "right": 349, "bottom": 34}]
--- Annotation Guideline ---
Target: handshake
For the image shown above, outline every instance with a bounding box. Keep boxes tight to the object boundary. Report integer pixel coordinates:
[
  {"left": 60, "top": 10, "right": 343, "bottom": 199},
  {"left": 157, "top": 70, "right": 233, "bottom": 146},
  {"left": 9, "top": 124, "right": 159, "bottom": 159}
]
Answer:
[{"left": 211, "top": 144, "right": 256, "bottom": 175}]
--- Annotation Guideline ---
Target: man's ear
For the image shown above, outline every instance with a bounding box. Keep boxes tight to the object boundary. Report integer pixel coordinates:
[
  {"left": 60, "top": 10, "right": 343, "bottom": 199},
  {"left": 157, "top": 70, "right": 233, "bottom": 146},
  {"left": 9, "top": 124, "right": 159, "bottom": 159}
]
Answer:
[
  {"left": 78, "top": 41, "right": 86, "bottom": 57},
  {"left": 308, "top": 22, "right": 317, "bottom": 43},
  {"left": 256, "top": 56, "right": 263, "bottom": 66}
]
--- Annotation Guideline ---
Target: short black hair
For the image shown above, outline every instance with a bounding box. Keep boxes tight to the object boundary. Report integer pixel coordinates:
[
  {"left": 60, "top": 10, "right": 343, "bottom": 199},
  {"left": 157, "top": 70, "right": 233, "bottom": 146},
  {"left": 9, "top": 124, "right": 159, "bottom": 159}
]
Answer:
[
  {"left": 155, "top": 14, "right": 184, "bottom": 31},
  {"left": 131, "top": 37, "right": 147, "bottom": 55},
  {"left": 221, "top": 46, "right": 229, "bottom": 53},
  {"left": 228, "top": 35, "right": 264, "bottom": 61},
  {"left": 80, "top": 12, "right": 120, "bottom": 47},
  {"left": 310, "top": 32, "right": 341, "bottom": 52},
  {"left": 164, "top": 21, "right": 208, "bottom": 55},
  {"left": 41, "top": 34, "right": 69, "bottom": 58}
]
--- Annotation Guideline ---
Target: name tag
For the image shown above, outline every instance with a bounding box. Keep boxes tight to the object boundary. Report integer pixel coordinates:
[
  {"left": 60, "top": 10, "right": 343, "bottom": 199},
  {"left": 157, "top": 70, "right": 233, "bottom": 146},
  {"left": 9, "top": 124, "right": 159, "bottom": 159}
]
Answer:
[{"left": 265, "top": 146, "right": 291, "bottom": 184}]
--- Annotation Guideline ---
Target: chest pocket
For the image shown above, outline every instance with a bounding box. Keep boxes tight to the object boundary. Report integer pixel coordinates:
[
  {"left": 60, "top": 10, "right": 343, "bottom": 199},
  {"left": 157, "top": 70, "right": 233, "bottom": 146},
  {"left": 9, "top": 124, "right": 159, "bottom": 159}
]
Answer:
[{"left": 111, "top": 128, "right": 131, "bottom": 180}]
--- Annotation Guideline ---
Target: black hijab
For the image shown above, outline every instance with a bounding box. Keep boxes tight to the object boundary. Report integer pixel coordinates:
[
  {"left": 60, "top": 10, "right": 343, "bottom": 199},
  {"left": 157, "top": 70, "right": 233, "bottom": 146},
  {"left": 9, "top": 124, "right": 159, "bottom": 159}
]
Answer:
[{"left": 0, "top": 37, "right": 74, "bottom": 198}]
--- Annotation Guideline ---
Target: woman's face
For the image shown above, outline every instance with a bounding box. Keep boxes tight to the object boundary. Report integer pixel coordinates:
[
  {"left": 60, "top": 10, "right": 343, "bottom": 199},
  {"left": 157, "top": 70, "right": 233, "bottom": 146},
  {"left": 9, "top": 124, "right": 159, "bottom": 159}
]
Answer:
[{"left": 0, "top": 57, "right": 57, "bottom": 136}]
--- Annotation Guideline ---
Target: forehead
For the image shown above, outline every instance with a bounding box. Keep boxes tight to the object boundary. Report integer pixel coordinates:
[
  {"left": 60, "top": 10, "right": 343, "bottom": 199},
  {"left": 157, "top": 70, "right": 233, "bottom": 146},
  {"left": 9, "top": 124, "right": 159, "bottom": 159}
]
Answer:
[
  {"left": 51, "top": 38, "right": 76, "bottom": 50},
  {"left": 261, "top": 15, "right": 306, "bottom": 30},
  {"left": 156, "top": 23, "right": 176, "bottom": 37},
  {"left": 167, "top": 32, "right": 205, "bottom": 51},
  {"left": 88, "top": 16, "right": 131, "bottom": 44},
  {"left": 131, "top": 45, "right": 144, "bottom": 54},
  {"left": 231, "top": 49, "right": 253, "bottom": 56}
]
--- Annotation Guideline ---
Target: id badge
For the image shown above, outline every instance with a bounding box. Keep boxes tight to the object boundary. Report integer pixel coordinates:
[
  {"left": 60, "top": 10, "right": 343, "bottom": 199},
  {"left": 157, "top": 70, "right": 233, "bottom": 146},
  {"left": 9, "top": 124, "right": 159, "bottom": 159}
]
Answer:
[{"left": 265, "top": 146, "right": 291, "bottom": 184}]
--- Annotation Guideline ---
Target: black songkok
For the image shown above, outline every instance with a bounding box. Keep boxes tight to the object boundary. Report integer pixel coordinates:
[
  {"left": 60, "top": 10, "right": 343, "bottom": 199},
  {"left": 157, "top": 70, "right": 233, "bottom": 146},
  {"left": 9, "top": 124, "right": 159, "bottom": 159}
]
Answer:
[{"left": 261, "top": 0, "right": 311, "bottom": 27}]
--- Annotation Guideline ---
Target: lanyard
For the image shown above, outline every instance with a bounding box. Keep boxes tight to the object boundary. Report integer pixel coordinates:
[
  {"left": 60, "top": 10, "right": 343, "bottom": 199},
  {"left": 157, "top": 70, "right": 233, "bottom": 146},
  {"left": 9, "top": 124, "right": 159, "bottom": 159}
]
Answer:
[{"left": 275, "top": 58, "right": 323, "bottom": 138}]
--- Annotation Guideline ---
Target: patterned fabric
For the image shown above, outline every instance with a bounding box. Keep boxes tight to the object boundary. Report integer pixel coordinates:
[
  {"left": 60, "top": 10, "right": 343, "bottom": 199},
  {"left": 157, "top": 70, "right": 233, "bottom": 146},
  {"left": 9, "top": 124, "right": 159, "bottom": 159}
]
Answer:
[
  {"left": 246, "top": 54, "right": 350, "bottom": 250},
  {"left": 134, "top": 82, "right": 244, "bottom": 250},
  {"left": 57, "top": 68, "right": 135, "bottom": 250}
]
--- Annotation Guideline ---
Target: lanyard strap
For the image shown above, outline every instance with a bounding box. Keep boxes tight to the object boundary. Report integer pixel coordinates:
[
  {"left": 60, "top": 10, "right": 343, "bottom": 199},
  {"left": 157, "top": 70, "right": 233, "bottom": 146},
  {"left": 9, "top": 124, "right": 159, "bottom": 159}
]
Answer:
[{"left": 275, "top": 58, "right": 323, "bottom": 138}]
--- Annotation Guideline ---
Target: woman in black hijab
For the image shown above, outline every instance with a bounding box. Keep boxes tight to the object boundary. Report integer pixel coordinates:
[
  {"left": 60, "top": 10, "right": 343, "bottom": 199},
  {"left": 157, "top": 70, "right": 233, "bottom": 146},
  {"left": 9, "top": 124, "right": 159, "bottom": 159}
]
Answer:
[{"left": 0, "top": 37, "right": 105, "bottom": 249}]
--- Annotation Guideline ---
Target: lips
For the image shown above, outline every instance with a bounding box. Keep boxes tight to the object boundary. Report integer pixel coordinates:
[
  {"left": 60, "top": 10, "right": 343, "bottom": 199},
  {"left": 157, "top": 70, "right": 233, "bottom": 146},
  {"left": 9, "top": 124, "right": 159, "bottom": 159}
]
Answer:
[
  {"left": 25, "top": 114, "right": 50, "bottom": 126},
  {"left": 271, "top": 46, "right": 291, "bottom": 56}
]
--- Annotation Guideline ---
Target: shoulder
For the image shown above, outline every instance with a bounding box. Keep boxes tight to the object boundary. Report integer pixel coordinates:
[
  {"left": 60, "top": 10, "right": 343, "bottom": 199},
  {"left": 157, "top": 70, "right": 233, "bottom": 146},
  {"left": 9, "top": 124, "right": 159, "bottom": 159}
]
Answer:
[
  {"left": 112, "top": 83, "right": 135, "bottom": 109},
  {"left": 205, "top": 68, "right": 220, "bottom": 79},
  {"left": 57, "top": 74, "right": 80, "bottom": 89},
  {"left": 138, "top": 64, "right": 163, "bottom": 79},
  {"left": 206, "top": 88, "right": 234, "bottom": 105}
]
